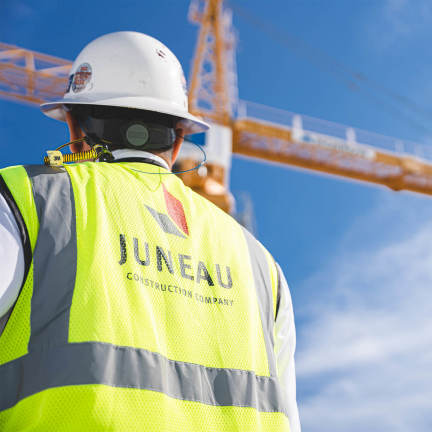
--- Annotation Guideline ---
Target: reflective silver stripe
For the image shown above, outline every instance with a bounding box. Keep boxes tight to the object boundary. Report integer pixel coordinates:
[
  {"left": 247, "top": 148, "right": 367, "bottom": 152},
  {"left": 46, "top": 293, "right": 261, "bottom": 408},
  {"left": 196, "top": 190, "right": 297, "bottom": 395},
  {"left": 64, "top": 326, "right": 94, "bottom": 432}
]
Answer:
[
  {"left": 25, "top": 166, "right": 77, "bottom": 349},
  {"left": 0, "top": 341, "right": 287, "bottom": 414},
  {"left": 241, "top": 227, "right": 277, "bottom": 378}
]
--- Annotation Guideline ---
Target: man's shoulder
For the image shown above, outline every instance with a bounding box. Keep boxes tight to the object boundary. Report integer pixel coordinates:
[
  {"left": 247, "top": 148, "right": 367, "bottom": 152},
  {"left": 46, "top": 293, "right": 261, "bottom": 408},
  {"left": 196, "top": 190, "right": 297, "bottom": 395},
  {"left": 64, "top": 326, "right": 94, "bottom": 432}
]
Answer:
[
  {"left": 0, "top": 164, "right": 25, "bottom": 176},
  {"left": 1, "top": 164, "right": 69, "bottom": 177},
  {"left": 0, "top": 164, "right": 31, "bottom": 189},
  {"left": 184, "top": 184, "right": 240, "bottom": 226},
  {"left": 185, "top": 183, "right": 273, "bottom": 253}
]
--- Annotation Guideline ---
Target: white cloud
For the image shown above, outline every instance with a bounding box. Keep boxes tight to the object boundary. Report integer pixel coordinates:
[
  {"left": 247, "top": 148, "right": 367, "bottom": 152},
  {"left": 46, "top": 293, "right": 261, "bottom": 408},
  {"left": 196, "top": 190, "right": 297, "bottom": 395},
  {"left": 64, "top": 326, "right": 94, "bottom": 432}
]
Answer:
[
  {"left": 365, "top": 0, "right": 432, "bottom": 51},
  {"left": 15, "top": 2, "right": 34, "bottom": 18},
  {"left": 296, "top": 193, "right": 432, "bottom": 431},
  {"left": 383, "top": 0, "right": 411, "bottom": 36}
]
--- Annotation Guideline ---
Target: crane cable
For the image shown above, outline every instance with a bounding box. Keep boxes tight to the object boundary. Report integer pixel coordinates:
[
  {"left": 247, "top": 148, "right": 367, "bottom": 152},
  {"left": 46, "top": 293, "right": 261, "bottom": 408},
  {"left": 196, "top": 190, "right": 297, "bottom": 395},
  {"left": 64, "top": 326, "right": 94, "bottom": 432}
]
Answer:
[{"left": 229, "top": 1, "right": 432, "bottom": 137}]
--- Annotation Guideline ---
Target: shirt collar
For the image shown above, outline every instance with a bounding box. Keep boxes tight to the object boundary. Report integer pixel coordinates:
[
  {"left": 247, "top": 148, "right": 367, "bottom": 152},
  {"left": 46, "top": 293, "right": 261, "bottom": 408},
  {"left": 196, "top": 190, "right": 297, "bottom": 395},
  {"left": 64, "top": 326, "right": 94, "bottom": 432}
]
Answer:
[{"left": 111, "top": 149, "right": 170, "bottom": 171}]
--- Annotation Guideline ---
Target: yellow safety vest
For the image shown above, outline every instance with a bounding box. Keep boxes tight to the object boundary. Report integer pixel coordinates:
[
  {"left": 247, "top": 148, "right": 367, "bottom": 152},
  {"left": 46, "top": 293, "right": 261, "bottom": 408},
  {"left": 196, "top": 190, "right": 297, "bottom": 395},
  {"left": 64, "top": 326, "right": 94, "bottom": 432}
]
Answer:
[{"left": 0, "top": 161, "right": 290, "bottom": 431}]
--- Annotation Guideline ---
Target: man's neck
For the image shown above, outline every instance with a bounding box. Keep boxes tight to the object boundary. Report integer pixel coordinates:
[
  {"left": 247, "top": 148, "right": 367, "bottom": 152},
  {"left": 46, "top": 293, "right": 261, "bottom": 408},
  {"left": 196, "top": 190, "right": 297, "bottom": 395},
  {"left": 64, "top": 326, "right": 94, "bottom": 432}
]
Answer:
[{"left": 111, "top": 149, "right": 170, "bottom": 170}]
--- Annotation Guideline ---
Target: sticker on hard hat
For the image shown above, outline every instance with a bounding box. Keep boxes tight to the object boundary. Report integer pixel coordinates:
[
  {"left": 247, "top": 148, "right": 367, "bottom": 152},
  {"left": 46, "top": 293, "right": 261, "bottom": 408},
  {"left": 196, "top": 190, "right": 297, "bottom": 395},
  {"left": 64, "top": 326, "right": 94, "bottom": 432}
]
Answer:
[
  {"left": 156, "top": 48, "right": 166, "bottom": 59},
  {"left": 70, "top": 63, "right": 92, "bottom": 93}
]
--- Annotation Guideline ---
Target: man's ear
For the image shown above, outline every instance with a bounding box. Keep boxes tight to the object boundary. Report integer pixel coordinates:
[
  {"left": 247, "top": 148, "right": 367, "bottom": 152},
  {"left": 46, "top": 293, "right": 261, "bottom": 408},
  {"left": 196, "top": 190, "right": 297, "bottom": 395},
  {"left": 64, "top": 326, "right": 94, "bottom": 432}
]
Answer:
[
  {"left": 171, "top": 129, "right": 184, "bottom": 164},
  {"left": 65, "top": 111, "right": 90, "bottom": 153}
]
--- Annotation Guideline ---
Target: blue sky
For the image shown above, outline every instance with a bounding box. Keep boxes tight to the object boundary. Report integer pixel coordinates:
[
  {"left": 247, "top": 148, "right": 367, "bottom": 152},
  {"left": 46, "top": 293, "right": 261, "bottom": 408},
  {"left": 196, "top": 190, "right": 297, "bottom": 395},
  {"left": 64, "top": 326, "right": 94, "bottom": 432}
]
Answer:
[{"left": 1, "top": 0, "right": 432, "bottom": 430}]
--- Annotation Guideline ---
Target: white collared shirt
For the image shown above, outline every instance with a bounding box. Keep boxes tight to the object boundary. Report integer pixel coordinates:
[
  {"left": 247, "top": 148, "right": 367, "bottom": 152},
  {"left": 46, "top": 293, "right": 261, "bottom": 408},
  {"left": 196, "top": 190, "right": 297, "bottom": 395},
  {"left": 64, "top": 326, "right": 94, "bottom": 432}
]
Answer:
[
  {"left": 0, "top": 150, "right": 300, "bottom": 431},
  {"left": 111, "top": 149, "right": 170, "bottom": 170}
]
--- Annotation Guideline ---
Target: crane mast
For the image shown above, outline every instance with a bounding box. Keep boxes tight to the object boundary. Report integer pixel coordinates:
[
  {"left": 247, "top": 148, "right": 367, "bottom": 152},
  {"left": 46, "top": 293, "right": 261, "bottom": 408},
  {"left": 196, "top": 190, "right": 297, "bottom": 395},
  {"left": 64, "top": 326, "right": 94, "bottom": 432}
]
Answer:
[
  {"left": 175, "top": 0, "right": 237, "bottom": 213},
  {"left": 188, "top": 0, "right": 238, "bottom": 121}
]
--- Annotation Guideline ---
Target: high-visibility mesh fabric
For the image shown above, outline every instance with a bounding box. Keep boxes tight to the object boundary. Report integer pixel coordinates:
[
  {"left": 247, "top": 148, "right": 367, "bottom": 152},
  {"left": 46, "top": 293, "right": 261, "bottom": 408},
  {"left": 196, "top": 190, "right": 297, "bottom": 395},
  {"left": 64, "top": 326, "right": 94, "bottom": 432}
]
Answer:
[
  {"left": 67, "top": 162, "right": 270, "bottom": 376},
  {"left": 0, "top": 166, "right": 38, "bottom": 365},
  {"left": 0, "top": 264, "right": 33, "bottom": 365},
  {"left": 0, "top": 162, "right": 287, "bottom": 431},
  {"left": 0, "top": 385, "right": 290, "bottom": 432}
]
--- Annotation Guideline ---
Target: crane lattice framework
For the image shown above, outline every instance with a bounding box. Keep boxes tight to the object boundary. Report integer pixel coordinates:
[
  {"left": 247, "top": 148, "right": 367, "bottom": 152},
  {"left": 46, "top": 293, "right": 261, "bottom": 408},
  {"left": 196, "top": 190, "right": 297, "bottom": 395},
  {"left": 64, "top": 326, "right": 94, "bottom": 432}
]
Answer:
[
  {"left": 188, "top": 0, "right": 238, "bottom": 124},
  {"left": 0, "top": 42, "right": 69, "bottom": 105},
  {"left": 1, "top": 0, "right": 432, "bottom": 211},
  {"left": 186, "top": 0, "right": 432, "bottom": 199}
]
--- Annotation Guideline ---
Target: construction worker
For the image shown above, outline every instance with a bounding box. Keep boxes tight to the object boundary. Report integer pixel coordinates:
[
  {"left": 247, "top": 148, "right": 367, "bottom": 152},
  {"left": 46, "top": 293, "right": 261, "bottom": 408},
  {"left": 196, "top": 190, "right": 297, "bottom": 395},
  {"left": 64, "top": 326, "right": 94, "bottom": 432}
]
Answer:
[{"left": 0, "top": 32, "right": 301, "bottom": 431}]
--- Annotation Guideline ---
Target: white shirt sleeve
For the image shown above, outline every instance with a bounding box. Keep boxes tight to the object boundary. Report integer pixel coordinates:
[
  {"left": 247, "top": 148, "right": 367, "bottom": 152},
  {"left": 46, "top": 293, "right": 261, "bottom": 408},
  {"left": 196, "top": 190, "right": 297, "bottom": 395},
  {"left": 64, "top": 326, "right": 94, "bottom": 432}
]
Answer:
[
  {"left": 274, "top": 262, "right": 301, "bottom": 432},
  {"left": 0, "top": 192, "right": 24, "bottom": 318}
]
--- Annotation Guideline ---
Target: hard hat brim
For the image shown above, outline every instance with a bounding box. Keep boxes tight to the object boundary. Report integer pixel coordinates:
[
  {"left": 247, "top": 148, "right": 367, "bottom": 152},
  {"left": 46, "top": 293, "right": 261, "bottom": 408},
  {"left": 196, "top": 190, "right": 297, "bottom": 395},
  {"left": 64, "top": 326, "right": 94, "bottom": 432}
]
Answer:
[{"left": 41, "top": 95, "right": 210, "bottom": 135}]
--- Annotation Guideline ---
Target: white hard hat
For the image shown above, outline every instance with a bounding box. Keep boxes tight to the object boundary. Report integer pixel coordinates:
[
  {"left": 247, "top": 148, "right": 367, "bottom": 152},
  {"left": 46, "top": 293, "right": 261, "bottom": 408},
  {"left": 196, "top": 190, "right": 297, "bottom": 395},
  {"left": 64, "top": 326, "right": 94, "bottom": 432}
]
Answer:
[{"left": 41, "top": 31, "right": 209, "bottom": 135}]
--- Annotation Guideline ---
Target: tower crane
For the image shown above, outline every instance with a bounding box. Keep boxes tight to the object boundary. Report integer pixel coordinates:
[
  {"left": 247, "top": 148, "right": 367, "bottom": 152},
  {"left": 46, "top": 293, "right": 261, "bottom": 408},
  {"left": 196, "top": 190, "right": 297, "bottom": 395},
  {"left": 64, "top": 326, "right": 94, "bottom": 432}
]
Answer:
[{"left": 1, "top": 0, "right": 432, "bottom": 214}]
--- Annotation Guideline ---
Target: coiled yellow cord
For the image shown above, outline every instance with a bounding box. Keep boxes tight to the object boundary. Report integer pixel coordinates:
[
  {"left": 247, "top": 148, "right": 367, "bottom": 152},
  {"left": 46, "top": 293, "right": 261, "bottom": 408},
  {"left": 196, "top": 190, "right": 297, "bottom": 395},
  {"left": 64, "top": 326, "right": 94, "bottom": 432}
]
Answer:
[
  {"left": 43, "top": 150, "right": 98, "bottom": 166},
  {"left": 43, "top": 138, "right": 113, "bottom": 166}
]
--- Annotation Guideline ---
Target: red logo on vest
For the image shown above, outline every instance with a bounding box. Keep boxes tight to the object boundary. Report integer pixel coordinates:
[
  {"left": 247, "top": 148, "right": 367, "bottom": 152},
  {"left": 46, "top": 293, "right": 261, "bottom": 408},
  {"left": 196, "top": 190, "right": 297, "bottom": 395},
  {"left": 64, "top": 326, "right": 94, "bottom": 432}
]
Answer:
[
  {"left": 163, "top": 185, "right": 189, "bottom": 236},
  {"left": 145, "top": 185, "right": 189, "bottom": 239}
]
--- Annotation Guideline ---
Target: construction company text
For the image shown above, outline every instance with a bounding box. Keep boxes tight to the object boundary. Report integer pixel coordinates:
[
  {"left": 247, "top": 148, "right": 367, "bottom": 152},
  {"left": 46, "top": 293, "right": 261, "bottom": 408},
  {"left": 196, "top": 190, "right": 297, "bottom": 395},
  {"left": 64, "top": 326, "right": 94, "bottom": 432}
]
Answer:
[
  {"left": 118, "top": 234, "right": 233, "bottom": 289},
  {"left": 125, "top": 274, "right": 235, "bottom": 307}
]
